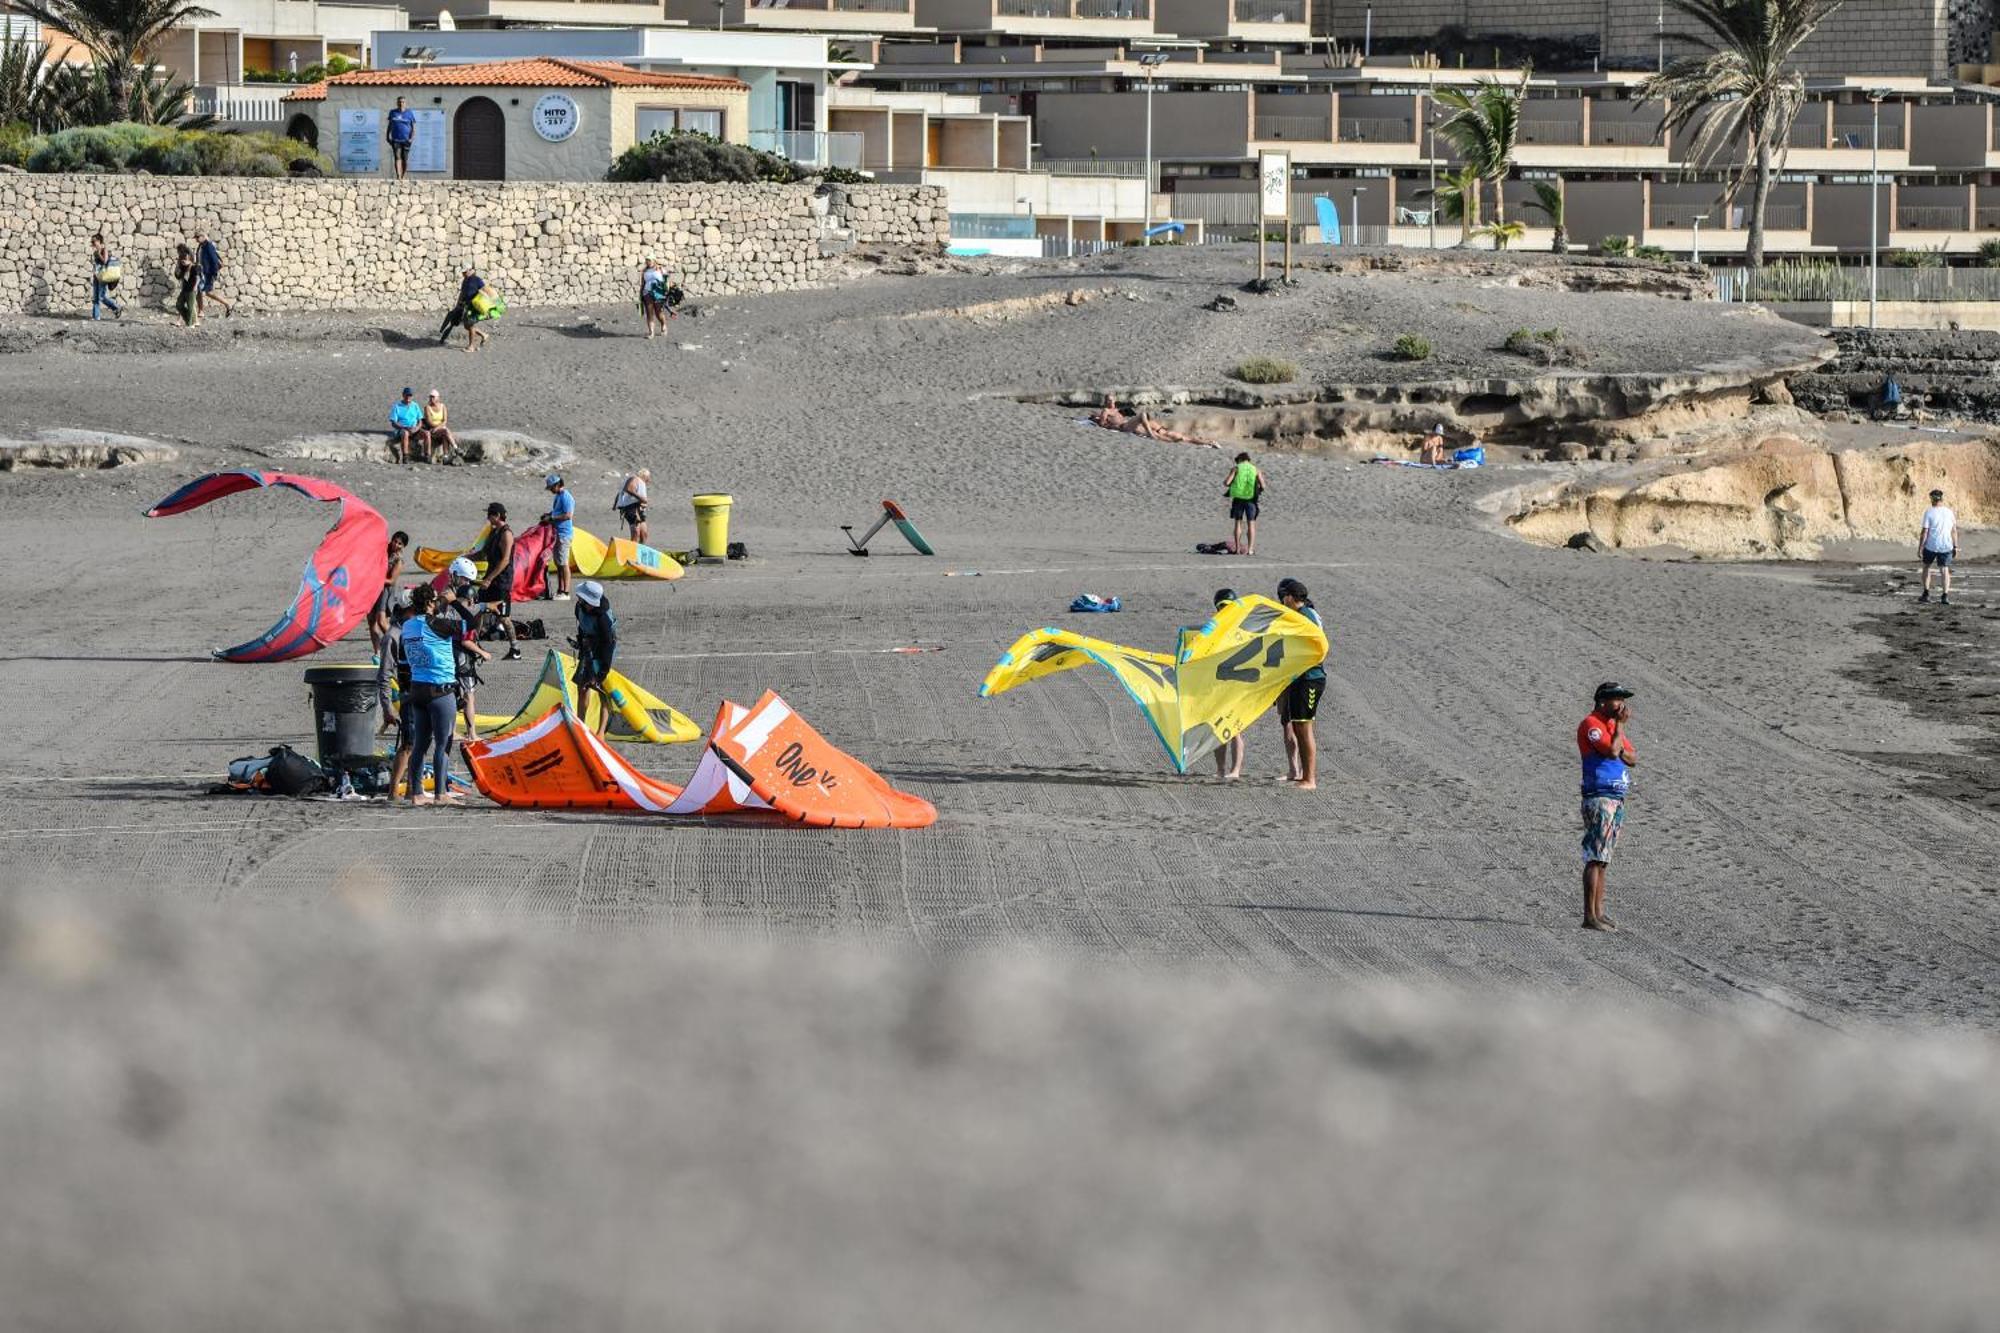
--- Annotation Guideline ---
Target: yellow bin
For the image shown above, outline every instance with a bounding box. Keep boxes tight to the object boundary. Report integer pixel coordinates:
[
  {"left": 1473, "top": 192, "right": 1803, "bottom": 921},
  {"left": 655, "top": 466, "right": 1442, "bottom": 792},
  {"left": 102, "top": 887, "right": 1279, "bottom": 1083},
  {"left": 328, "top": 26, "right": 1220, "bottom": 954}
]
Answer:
[{"left": 692, "top": 493, "right": 733, "bottom": 559}]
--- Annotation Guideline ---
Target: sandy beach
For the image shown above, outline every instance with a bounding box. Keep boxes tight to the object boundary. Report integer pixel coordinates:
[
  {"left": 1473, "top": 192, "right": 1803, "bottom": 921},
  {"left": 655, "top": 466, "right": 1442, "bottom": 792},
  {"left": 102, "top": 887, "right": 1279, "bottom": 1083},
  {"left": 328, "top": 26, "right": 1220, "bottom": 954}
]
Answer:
[{"left": 0, "top": 245, "right": 1995, "bottom": 1326}]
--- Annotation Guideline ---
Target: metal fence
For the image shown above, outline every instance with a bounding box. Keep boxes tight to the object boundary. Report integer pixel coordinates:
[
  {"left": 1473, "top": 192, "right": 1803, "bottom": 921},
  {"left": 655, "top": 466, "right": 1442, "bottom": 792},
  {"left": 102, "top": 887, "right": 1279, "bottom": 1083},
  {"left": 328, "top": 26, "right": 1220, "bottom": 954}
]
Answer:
[
  {"left": 1716, "top": 263, "right": 2000, "bottom": 303},
  {"left": 1518, "top": 119, "right": 1584, "bottom": 146},
  {"left": 748, "top": 129, "right": 867, "bottom": 170}
]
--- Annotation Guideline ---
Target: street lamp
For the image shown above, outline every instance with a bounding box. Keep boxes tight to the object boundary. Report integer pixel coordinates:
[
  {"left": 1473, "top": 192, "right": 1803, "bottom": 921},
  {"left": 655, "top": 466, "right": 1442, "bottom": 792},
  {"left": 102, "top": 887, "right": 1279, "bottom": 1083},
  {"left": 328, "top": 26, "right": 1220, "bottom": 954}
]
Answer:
[
  {"left": 1691, "top": 213, "right": 1707, "bottom": 263},
  {"left": 1138, "top": 51, "right": 1169, "bottom": 246},
  {"left": 1426, "top": 73, "right": 1437, "bottom": 250},
  {"left": 1868, "top": 88, "right": 1888, "bottom": 331}
]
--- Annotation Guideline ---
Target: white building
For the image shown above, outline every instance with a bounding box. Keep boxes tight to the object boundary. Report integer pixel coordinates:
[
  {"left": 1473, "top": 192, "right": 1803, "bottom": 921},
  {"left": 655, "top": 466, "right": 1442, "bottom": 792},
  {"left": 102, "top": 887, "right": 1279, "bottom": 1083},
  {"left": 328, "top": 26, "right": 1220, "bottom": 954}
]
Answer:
[
  {"left": 151, "top": 0, "right": 410, "bottom": 126},
  {"left": 368, "top": 26, "right": 863, "bottom": 162}
]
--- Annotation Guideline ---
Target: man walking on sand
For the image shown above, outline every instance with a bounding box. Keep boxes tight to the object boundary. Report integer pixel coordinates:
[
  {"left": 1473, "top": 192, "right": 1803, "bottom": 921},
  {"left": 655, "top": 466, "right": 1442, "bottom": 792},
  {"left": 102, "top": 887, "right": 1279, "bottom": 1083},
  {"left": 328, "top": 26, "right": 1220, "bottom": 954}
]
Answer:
[
  {"left": 387, "top": 97, "right": 416, "bottom": 180},
  {"left": 1918, "top": 488, "right": 1958, "bottom": 606},
  {"left": 1226, "top": 451, "right": 1262, "bottom": 555},
  {"left": 193, "top": 231, "right": 233, "bottom": 319},
  {"left": 1577, "top": 682, "right": 1638, "bottom": 933}
]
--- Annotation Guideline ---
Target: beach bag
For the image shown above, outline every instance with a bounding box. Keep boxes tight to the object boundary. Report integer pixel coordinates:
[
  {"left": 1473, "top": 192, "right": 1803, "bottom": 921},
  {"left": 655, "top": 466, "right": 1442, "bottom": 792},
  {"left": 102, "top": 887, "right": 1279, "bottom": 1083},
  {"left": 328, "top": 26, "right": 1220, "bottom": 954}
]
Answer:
[
  {"left": 664, "top": 284, "right": 685, "bottom": 309},
  {"left": 96, "top": 261, "right": 122, "bottom": 286},
  {"left": 469, "top": 290, "right": 502, "bottom": 320},
  {"left": 224, "top": 753, "right": 274, "bottom": 792},
  {"left": 1452, "top": 446, "right": 1486, "bottom": 468},
  {"left": 265, "top": 745, "right": 330, "bottom": 797}
]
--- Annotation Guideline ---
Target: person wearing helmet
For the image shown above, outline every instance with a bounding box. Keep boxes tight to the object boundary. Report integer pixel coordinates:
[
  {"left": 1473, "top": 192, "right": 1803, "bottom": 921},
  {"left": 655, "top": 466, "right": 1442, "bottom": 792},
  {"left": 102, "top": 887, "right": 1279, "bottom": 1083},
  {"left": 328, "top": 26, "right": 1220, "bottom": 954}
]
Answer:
[
  {"left": 1275, "top": 578, "right": 1325, "bottom": 790},
  {"left": 1577, "top": 682, "right": 1638, "bottom": 932},
  {"left": 1210, "top": 588, "right": 1247, "bottom": 781},
  {"left": 572, "top": 581, "right": 617, "bottom": 736},
  {"left": 440, "top": 559, "right": 493, "bottom": 740},
  {"left": 1918, "top": 487, "right": 1957, "bottom": 606},
  {"left": 474, "top": 503, "right": 520, "bottom": 660},
  {"left": 541, "top": 473, "right": 575, "bottom": 602}
]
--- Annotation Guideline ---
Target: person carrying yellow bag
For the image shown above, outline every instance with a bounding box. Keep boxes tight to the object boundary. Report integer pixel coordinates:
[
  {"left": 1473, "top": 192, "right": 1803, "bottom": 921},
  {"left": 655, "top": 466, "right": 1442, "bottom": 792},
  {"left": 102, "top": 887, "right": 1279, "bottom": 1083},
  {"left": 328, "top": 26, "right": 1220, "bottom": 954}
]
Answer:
[
  {"left": 454, "top": 267, "right": 502, "bottom": 353},
  {"left": 90, "top": 233, "right": 124, "bottom": 321}
]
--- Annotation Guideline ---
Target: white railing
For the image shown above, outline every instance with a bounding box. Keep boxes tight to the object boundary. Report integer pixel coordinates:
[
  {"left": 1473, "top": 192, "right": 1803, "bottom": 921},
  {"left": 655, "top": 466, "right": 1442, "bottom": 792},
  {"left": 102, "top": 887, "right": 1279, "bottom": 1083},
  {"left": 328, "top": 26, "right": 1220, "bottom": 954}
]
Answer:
[
  {"left": 187, "top": 86, "right": 290, "bottom": 125},
  {"left": 749, "top": 129, "right": 866, "bottom": 170},
  {"left": 1233, "top": 0, "right": 1304, "bottom": 19}
]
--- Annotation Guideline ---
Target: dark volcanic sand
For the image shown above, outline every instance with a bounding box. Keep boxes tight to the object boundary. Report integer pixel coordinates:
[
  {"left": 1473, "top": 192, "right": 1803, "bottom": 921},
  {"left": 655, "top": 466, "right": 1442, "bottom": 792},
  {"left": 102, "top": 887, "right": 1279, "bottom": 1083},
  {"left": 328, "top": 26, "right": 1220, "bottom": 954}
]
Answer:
[{"left": 0, "top": 246, "right": 1994, "bottom": 1329}]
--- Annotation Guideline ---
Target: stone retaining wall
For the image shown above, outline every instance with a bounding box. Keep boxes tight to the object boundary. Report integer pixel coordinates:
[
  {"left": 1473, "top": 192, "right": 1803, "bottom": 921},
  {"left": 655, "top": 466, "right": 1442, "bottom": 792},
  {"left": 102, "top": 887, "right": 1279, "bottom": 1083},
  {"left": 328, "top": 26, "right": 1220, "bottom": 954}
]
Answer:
[{"left": 0, "top": 177, "right": 948, "bottom": 316}]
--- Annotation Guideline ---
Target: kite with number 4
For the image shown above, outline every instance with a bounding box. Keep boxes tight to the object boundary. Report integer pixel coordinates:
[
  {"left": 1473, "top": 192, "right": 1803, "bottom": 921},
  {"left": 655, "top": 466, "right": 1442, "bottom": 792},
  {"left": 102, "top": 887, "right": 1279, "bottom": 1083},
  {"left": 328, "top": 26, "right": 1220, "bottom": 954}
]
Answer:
[
  {"left": 146, "top": 470, "right": 388, "bottom": 663},
  {"left": 980, "top": 594, "right": 1328, "bottom": 773}
]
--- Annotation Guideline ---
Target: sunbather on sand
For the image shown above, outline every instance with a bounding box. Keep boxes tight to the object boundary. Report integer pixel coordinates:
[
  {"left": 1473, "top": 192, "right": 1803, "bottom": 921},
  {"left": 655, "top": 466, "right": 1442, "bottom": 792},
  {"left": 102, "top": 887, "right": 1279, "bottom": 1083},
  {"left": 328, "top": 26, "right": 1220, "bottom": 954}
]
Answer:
[{"left": 1092, "top": 396, "right": 1217, "bottom": 447}]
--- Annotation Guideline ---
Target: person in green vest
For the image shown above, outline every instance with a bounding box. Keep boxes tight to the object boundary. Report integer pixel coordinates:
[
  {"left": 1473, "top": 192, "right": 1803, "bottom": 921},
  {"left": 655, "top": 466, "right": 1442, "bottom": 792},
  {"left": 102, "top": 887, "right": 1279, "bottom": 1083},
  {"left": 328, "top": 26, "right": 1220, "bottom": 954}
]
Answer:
[{"left": 1226, "top": 451, "right": 1263, "bottom": 555}]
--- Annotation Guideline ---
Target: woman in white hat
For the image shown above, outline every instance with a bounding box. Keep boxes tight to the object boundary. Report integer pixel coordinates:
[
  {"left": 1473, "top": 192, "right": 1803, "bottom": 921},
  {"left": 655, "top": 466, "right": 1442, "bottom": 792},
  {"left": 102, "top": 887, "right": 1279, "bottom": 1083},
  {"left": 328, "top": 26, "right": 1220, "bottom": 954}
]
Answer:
[{"left": 572, "top": 581, "right": 618, "bottom": 736}]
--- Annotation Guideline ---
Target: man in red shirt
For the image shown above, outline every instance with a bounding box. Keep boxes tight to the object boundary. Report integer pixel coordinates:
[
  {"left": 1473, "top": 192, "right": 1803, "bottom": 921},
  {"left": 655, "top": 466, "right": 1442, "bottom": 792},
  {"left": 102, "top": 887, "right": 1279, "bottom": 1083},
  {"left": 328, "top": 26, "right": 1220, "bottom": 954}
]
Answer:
[{"left": 1577, "top": 683, "right": 1638, "bottom": 932}]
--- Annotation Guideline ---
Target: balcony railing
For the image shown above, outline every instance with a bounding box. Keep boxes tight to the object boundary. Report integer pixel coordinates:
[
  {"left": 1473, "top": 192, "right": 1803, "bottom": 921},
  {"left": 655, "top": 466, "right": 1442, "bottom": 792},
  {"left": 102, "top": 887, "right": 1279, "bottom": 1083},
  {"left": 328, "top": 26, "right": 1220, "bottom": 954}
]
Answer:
[
  {"left": 1648, "top": 203, "right": 1717, "bottom": 228},
  {"left": 1253, "top": 114, "right": 1332, "bottom": 142},
  {"left": 1233, "top": 0, "right": 1304, "bottom": 19},
  {"left": 1977, "top": 207, "right": 2000, "bottom": 230},
  {"left": 1038, "top": 157, "right": 1148, "bottom": 176},
  {"left": 1830, "top": 125, "right": 1903, "bottom": 150},
  {"left": 1338, "top": 117, "right": 1413, "bottom": 144},
  {"left": 1648, "top": 203, "right": 1804, "bottom": 230},
  {"left": 1074, "top": 0, "right": 1148, "bottom": 16},
  {"left": 753, "top": 0, "right": 912, "bottom": 9},
  {"left": 1897, "top": 205, "right": 1969, "bottom": 231},
  {"left": 1518, "top": 118, "right": 1583, "bottom": 145},
  {"left": 749, "top": 129, "right": 867, "bottom": 170},
  {"left": 1787, "top": 121, "right": 1827, "bottom": 149},
  {"left": 1590, "top": 121, "right": 1661, "bottom": 146}
]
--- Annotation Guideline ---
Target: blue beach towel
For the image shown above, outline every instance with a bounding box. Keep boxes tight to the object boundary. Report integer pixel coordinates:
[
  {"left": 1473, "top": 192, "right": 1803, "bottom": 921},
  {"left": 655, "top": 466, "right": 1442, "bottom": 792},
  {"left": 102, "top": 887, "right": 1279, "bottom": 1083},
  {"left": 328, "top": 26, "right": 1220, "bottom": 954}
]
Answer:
[{"left": 1070, "top": 594, "right": 1122, "bottom": 613}]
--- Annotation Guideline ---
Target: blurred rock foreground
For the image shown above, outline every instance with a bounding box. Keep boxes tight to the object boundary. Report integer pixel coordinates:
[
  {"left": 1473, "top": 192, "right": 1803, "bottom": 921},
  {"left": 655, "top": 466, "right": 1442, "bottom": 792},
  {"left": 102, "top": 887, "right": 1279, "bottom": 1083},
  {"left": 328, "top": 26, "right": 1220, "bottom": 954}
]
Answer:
[{"left": 1, "top": 896, "right": 1994, "bottom": 1332}]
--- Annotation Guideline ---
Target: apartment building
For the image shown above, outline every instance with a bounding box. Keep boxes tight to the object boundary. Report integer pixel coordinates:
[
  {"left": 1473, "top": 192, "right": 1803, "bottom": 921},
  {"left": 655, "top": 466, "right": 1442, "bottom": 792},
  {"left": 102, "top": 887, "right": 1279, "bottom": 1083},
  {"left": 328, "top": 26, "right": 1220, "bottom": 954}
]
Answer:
[{"left": 141, "top": 0, "right": 409, "bottom": 125}]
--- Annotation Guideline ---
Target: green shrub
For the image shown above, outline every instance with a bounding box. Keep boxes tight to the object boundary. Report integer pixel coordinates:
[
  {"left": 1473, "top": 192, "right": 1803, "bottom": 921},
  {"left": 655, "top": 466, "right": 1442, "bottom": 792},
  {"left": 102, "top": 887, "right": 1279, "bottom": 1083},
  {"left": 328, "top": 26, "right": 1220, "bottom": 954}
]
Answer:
[
  {"left": 1979, "top": 238, "right": 2000, "bottom": 268},
  {"left": 0, "top": 120, "right": 31, "bottom": 168},
  {"left": 22, "top": 124, "right": 325, "bottom": 176},
  {"left": 1890, "top": 247, "right": 1945, "bottom": 269},
  {"left": 610, "top": 130, "right": 794, "bottom": 183},
  {"left": 1391, "top": 333, "right": 1432, "bottom": 361},
  {"left": 1596, "top": 234, "right": 1631, "bottom": 257},
  {"left": 1230, "top": 356, "right": 1297, "bottom": 384},
  {"left": 1631, "top": 243, "right": 1671, "bottom": 261},
  {"left": 1502, "top": 327, "right": 1561, "bottom": 355}
]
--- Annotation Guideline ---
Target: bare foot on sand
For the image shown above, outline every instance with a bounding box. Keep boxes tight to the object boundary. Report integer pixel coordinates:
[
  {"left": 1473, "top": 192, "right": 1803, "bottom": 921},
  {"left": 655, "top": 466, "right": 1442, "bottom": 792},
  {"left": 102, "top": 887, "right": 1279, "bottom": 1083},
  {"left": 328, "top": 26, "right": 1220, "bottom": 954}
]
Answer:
[{"left": 1581, "top": 917, "right": 1616, "bottom": 932}]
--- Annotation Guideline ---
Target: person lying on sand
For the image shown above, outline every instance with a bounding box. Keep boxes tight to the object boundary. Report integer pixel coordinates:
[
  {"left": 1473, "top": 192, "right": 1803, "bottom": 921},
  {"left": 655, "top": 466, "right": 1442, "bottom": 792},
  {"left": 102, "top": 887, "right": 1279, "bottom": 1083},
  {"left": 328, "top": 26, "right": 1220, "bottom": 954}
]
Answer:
[{"left": 1091, "top": 396, "right": 1217, "bottom": 447}]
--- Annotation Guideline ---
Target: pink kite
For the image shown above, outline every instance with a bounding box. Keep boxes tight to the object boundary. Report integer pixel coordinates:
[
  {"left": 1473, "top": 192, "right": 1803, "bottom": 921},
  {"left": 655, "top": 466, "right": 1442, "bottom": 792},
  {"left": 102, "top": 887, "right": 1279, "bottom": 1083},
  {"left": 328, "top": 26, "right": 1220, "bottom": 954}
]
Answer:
[
  {"left": 426, "top": 520, "right": 555, "bottom": 601},
  {"left": 147, "top": 470, "right": 389, "bottom": 663}
]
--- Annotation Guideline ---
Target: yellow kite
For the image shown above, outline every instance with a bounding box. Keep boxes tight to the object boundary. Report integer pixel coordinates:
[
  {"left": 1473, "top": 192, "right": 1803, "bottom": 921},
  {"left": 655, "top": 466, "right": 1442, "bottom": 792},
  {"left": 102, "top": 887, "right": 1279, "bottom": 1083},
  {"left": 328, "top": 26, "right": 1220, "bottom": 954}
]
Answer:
[{"left": 979, "top": 595, "right": 1328, "bottom": 772}]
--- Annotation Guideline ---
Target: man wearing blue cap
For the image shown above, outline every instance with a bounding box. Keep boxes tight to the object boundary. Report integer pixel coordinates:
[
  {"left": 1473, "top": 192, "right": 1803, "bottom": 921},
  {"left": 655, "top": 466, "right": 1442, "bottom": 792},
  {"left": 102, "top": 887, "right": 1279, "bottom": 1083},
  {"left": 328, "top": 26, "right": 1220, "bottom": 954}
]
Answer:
[
  {"left": 541, "top": 473, "right": 575, "bottom": 601},
  {"left": 389, "top": 387, "right": 424, "bottom": 464}
]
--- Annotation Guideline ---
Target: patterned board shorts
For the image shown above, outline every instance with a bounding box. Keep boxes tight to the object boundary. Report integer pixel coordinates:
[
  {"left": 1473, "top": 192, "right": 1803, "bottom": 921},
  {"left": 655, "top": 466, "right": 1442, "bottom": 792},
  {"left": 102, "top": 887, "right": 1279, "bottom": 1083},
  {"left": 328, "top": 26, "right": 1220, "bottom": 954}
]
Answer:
[{"left": 1581, "top": 796, "right": 1625, "bottom": 865}]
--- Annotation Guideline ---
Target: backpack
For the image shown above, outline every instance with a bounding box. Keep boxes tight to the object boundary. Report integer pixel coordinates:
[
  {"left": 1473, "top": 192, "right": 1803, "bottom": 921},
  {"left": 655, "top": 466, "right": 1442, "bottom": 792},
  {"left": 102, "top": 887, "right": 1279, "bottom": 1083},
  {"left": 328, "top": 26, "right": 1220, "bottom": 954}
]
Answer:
[{"left": 664, "top": 284, "right": 685, "bottom": 309}]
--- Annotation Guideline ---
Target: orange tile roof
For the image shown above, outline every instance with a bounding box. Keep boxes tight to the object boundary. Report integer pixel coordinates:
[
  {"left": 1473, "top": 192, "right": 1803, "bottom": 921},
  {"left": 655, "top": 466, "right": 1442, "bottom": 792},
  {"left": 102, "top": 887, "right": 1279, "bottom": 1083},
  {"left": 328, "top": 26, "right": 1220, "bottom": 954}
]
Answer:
[
  {"left": 283, "top": 80, "right": 327, "bottom": 101},
  {"left": 313, "top": 58, "right": 746, "bottom": 93}
]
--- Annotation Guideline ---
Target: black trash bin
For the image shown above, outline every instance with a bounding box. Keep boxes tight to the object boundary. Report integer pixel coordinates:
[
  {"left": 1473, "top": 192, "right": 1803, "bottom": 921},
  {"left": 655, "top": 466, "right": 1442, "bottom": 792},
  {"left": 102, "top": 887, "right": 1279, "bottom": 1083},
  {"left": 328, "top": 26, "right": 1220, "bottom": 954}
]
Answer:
[{"left": 303, "top": 664, "right": 381, "bottom": 771}]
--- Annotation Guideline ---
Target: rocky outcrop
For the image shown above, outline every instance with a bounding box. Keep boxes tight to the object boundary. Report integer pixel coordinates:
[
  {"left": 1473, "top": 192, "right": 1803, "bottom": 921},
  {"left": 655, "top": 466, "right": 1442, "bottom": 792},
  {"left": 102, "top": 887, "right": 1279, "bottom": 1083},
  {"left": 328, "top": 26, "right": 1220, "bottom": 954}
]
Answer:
[
  {"left": 1318, "top": 250, "right": 1717, "bottom": 302},
  {"left": 1506, "top": 435, "right": 2000, "bottom": 559},
  {"left": 1791, "top": 328, "right": 2000, "bottom": 422},
  {"left": 1038, "top": 339, "right": 1831, "bottom": 455},
  {"left": 0, "top": 177, "right": 948, "bottom": 317}
]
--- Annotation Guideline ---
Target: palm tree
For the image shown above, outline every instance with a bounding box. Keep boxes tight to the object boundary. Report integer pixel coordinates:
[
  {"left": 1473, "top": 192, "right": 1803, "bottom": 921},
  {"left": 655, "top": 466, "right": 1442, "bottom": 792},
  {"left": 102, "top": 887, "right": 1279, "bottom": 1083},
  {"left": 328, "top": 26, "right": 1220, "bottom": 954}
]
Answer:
[
  {"left": 1525, "top": 179, "right": 1567, "bottom": 253},
  {"left": 1640, "top": 0, "right": 1846, "bottom": 270},
  {"left": 0, "top": 29, "right": 61, "bottom": 130},
  {"left": 10, "top": 0, "right": 216, "bottom": 121},
  {"left": 1424, "top": 163, "right": 1483, "bottom": 246},
  {"left": 1478, "top": 220, "right": 1527, "bottom": 250},
  {"left": 1433, "top": 70, "right": 1527, "bottom": 227}
]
